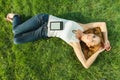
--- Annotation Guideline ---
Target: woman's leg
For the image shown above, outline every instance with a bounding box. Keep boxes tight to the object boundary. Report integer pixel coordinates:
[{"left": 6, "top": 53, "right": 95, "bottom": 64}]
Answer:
[
  {"left": 14, "top": 23, "right": 48, "bottom": 44},
  {"left": 13, "top": 14, "right": 48, "bottom": 35},
  {"left": 13, "top": 14, "right": 49, "bottom": 44}
]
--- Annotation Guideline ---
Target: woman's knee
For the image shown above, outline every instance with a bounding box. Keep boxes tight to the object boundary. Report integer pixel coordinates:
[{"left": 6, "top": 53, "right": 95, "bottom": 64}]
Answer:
[
  {"left": 12, "top": 28, "right": 16, "bottom": 34},
  {"left": 14, "top": 38, "right": 21, "bottom": 44},
  {"left": 35, "top": 14, "right": 46, "bottom": 21},
  {"left": 12, "top": 28, "right": 19, "bottom": 35}
]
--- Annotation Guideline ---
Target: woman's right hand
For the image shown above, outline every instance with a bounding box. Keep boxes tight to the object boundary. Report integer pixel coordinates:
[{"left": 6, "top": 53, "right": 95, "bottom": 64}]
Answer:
[{"left": 104, "top": 40, "right": 111, "bottom": 51}]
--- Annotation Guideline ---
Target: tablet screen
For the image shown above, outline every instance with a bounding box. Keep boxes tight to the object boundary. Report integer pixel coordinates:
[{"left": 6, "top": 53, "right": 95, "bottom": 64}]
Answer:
[{"left": 50, "top": 21, "right": 63, "bottom": 30}]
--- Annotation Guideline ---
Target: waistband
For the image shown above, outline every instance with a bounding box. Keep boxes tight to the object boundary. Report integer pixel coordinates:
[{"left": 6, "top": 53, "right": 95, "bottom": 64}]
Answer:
[{"left": 43, "top": 14, "right": 49, "bottom": 23}]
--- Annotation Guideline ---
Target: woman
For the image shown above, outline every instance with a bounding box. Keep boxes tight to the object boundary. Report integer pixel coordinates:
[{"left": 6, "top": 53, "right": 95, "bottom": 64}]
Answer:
[{"left": 5, "top": 13, "right": 111, "bottom": 69}]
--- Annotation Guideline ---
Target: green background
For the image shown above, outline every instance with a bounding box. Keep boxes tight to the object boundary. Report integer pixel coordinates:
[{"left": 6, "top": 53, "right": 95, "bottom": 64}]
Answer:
[{"left": 0, "top": 0, "right": 120, "bottom": 80}]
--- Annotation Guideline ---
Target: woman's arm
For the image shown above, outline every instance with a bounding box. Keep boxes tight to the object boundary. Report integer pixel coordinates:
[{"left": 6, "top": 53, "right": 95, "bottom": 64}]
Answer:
[
  {"left": 70, "top": 42, "right": 105, "bottom": 69},
  {"left": 79, "top": 22, "right": 111, "bottom": 51}
]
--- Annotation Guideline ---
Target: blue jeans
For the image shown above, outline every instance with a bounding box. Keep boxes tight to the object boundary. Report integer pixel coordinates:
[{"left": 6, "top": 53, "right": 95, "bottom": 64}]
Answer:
[{"left": 12, "top": 14, "right": 49, "bottom": 44}]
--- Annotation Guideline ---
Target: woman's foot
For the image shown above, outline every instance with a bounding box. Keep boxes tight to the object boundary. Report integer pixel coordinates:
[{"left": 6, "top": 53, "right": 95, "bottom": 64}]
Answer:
[{"left": 5, "top": 13, "right": 16, "bottom": 23}]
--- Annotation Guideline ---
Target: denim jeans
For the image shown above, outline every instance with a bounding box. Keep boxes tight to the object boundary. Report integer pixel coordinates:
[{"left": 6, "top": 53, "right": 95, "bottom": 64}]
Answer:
[{"left": 12, "top": 14, "right": 49, "bottom": 44}]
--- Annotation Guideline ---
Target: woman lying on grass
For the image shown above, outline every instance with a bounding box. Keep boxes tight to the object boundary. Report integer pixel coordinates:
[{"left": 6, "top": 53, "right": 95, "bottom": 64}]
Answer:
[{"left": 5, "top": 13, "right": 111, "bottom": 69}]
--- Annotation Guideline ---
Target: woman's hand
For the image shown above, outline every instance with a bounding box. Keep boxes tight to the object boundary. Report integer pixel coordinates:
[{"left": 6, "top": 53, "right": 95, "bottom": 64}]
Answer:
[
  {"left": 73, "top": 29, "right": 83, "bottom": 39},
  {"left": 104, "top": 40, "right": 111, "bottom": 51}
]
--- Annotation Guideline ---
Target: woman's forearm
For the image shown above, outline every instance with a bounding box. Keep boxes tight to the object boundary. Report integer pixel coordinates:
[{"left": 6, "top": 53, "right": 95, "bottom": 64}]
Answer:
[
  {"left": 73, "top": 44, "right": 105, "bottom": 69},
  {"left": 100, "top": 22, "right": 108, "bottom": 42},
  {"left": 100, "top": 22, "right": 111, "bottom": 51},
  {"left": 103, "top": 32, "right": 108, "bottom": 42},
  {"left": 85, "top": 48, "right": 105, "bottom": 68}
]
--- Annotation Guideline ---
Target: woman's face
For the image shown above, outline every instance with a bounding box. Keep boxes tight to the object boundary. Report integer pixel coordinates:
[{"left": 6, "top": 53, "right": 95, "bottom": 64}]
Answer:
[{"left": 81, "top": 33, "right": 101, "bottom": 47}]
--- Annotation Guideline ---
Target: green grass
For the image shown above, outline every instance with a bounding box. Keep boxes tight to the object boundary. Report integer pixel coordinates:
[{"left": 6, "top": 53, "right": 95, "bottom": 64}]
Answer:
[{"left": 0, "top": 0, "right": 120, "bottom": 80}]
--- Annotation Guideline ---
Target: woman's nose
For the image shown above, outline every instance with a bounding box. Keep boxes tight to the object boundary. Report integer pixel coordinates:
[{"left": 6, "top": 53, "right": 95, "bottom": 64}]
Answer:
[{"left": 87, "top": 35, "right": 92, "bottom": 40}]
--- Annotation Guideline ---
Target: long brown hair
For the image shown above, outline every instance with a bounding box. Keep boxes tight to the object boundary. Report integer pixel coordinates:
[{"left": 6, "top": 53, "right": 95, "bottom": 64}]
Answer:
[{"left": 80, "top": 27, "right": 104, "bottom": 59}]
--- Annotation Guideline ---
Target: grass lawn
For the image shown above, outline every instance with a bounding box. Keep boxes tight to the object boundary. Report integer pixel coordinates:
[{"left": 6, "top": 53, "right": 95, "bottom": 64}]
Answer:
[{"left": 0, "top": 0, "right": 120, "bottom": 80}]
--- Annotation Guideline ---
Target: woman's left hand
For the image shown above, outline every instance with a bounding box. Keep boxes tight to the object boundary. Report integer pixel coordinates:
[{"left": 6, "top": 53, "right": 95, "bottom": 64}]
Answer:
[{"left": 104, "top": 40, "right": 111, "bottom": 51}]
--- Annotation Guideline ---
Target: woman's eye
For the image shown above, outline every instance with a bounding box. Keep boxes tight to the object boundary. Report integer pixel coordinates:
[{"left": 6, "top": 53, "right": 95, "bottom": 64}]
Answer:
[{"left": 93, "top": 35, "right": 96, "bottom": 38}]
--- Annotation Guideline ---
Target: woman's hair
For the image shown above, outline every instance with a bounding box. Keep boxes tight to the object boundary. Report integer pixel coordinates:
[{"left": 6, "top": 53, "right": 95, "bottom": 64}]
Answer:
[{"left": 80, "top": 27, "right": 104, "bottom": 59}]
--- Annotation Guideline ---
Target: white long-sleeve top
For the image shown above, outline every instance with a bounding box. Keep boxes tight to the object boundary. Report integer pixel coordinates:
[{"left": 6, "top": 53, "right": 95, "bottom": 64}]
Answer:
[{"left": 47, "top": 15, "right": 84, "bottom": 44}]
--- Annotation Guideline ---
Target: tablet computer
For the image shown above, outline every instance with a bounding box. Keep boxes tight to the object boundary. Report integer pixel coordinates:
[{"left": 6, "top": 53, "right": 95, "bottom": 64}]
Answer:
[{"left": 50, "top": 21, "right": 63, "bottom": 30}]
